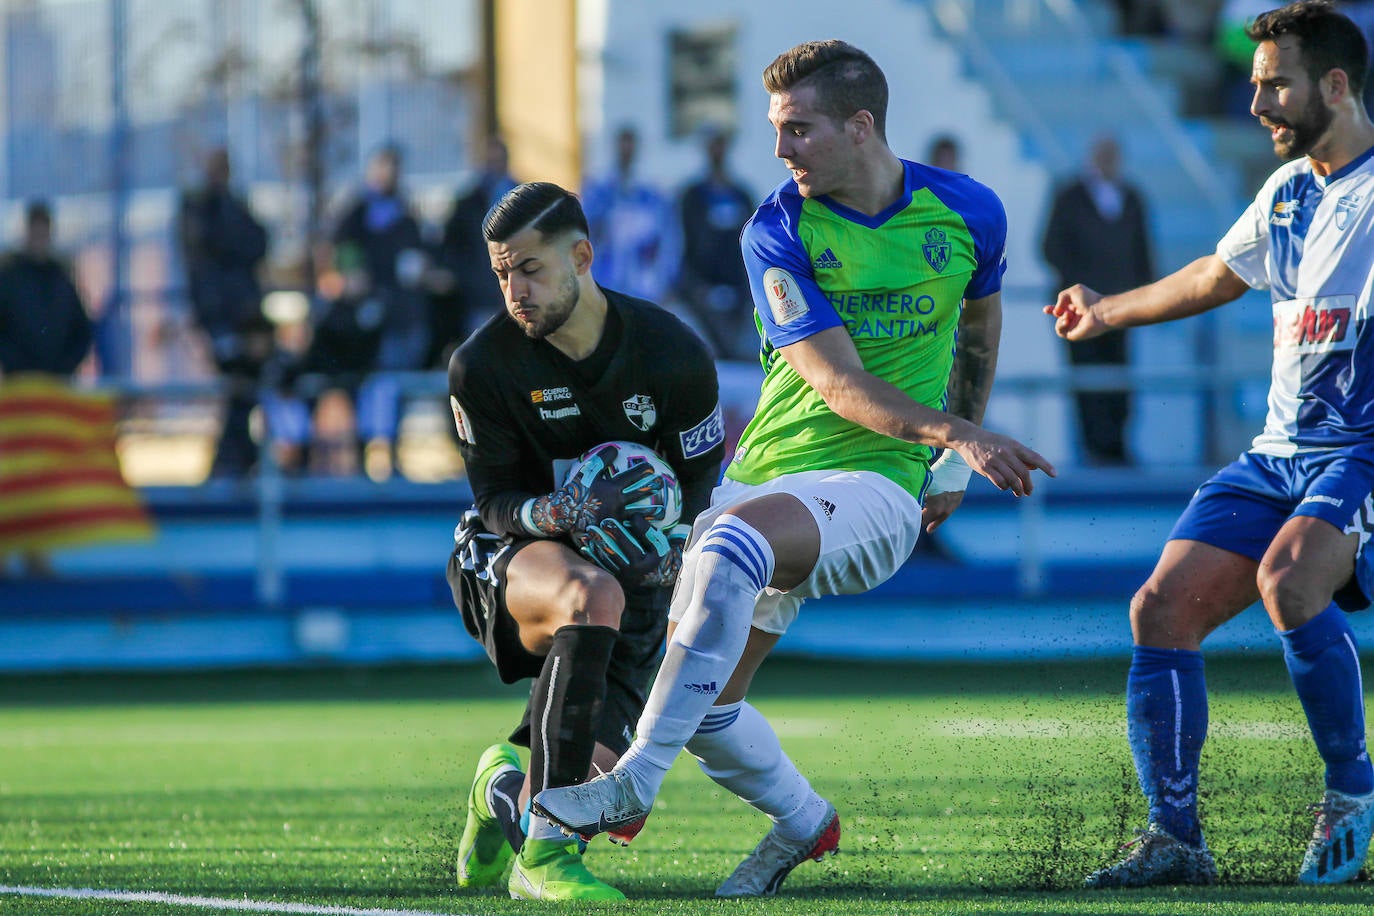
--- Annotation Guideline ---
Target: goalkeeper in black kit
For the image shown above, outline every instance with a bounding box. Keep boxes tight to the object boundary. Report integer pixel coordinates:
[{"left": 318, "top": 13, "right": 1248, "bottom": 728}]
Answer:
[{"left": 445, "top": 181, "right": 724, "bottom": 902}]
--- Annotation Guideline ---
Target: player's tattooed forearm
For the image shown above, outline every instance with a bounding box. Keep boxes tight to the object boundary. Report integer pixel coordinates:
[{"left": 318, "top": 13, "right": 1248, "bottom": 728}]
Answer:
[{"left": 948, "top": 324, "right": 995, "bottom": 424}]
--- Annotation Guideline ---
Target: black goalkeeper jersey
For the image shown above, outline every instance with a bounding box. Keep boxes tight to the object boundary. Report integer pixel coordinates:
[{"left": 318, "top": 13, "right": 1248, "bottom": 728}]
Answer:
[{"left": 448, "top": 288, "right": 724, "bottom": 539}]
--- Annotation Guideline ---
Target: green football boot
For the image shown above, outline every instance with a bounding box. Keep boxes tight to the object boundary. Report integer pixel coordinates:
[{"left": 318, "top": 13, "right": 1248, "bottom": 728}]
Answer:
[
  {"left": 508, "top": 837, "right": 626, "bottom": 901},
  {"left": 456, "top": 742, "right": 522, "bottom": 888}
]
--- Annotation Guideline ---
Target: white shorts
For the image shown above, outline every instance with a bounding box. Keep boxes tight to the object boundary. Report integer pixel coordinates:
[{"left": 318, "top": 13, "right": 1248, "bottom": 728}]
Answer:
[{"left": 668, "top": 469, "right": 923, "bottom": 636}]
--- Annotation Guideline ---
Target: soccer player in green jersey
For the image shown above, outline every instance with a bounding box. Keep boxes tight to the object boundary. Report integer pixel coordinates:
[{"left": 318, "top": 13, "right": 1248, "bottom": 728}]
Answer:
[{"left": 535, "top": 39, "right": 1055, "bottom": 897}]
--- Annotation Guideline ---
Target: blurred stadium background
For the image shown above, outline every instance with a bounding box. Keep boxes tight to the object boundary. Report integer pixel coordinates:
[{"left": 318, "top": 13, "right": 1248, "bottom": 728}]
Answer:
[{"left": 4, "top": 0, "right": 1373, "bottom": 675}]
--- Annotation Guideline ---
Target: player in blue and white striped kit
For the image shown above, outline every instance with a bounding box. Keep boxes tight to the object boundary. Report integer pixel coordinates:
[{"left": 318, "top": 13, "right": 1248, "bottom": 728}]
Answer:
[{"left": 1047, "top": 0, "right": 1374, "bottom": 889}]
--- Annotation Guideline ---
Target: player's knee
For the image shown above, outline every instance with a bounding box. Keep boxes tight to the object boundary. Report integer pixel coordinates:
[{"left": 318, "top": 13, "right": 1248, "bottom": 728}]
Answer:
[
  {"left": 1256, "top": 561, "right": 1323, "bottom": 626},
  {"left": 560, "top": 564, "right": 625, "bottom": 630},
  {"left": 1129, "top": 580, "right": 1195, "bottom": 645}
]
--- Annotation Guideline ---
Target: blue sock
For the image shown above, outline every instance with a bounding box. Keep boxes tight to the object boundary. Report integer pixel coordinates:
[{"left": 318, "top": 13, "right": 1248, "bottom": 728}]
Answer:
[
  {"left": 1127, "top": 645, "right": 1207, "bottom": 846},
  {"left": 1280, "top": 604, "right": 1373, "bottom": 796}
]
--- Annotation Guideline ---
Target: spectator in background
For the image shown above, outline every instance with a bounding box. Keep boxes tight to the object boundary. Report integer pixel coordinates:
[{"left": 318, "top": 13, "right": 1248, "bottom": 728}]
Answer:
[
  {"left": 1041, "top": 134, "right": 1155, "bottom": 466},
  {"left": 1112, "top": 0, "right": 1167, "bottom": 35},
  {"left": 432, "top": 135, "right": 518, "bottom": 368},
  {"left": 582, "top": 125, "right": 678, "bottom": 303},
  {"left": 676, "top": 127, "right": 756, "bottom": 360},
  {"left": 317, "top": 143, "right": 431, "bottom": 479},
  {"left": 0, "top": 200, "right": 94, "bottom": 575},
  {"left": 0, "top": 202, "right": 91, "bottom": 378},
  {"left": 925, "top": 133, "right": 963, "bottom": 171},
  {"left": 177, "top": 147, "right": 272, "bottom": 479},
  {"left": 1218, "top": 0, "right": 1281, "bottom": 114},
  {"left": 1339, "top": 0, "right": 1374, "bottom": 111}
]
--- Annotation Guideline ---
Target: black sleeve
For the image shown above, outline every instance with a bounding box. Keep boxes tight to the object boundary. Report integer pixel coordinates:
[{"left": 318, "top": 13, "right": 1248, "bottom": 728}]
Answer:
[
  {"left": 331, "top": 199, "right": 366, "bottom": 247},
  {"left": 177, "top": 192, "right": 205, "bottom": 265},
  {"left": 448, "top": 345, "right": 542, "bottom": 537},
  {"left": 650, "top": 321, "right": 724, "bottom": 525},
  {"left": 0, "top": 266, "right": 16, "bottom": 370},
  {"left": 226, "top": 197, "right": 269, "bottom": 266},
  {"left": 678, "top": 184, "right": 704, "bottom": 281},
  {"left": 56, "top": 269, "right": 92, "bottom": 375},
  {"left": 1039, "top": 186, "right": 1073, "bottom": 284}
]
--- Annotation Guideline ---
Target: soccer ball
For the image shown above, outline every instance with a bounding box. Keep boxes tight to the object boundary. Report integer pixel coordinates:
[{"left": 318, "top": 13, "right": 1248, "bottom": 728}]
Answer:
[{"left": 563, "top": 440, "right": 682, "bottom": 532}]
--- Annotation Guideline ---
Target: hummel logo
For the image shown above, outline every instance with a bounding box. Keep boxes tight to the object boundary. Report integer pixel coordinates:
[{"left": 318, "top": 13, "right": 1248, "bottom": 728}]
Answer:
[
  {"left": 685, "top": 681, "right": 719, "bottom": 695},
  {"left": 812, "top": 248, "right": 843, "bottom": 269},
  {"left": 811, "top": 496, "right": 836, "bottom": 520}
]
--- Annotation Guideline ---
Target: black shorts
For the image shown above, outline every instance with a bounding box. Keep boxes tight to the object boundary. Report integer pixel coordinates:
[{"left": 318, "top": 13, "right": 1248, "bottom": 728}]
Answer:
[{"left": 446, "top": 511, "right": 668, "bottom": 755}]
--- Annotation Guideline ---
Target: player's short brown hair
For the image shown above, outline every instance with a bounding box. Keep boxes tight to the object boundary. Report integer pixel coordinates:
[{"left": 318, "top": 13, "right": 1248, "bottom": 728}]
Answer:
[{"left": 763, "top": 40, "right": 889, "bottom": 138}]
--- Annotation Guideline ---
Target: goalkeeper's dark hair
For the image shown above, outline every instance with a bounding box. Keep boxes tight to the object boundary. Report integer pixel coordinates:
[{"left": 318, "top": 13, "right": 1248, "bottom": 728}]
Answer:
[
  {"left": 763, "top": 40, "right": 888, "bottom": 139},
  {"left": 1246, "top": 0, "right": 1367, "bottom": 96},
  {"left": 483, "top": 181, "right": 589, "bottom": 245}
]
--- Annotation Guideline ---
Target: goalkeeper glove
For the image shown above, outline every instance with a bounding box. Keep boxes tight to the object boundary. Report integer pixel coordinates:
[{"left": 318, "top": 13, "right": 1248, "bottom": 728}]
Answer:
[
  {"left": 581, "top": 517, "right": 690, "bottom": 589},
  {"left": 519, "top": 444, "right": 660, "bottom": 536}
]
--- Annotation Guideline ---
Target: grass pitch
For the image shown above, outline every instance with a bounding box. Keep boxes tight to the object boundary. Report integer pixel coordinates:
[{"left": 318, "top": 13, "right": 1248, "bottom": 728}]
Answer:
[{"left": 1, "top": 655, "right": 1371, "bottom": 915}]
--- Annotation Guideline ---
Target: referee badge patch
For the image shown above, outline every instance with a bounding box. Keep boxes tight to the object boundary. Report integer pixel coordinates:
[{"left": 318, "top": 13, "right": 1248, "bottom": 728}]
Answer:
[{"left": 763, "top": 267, "right": 809, "bottom": 326}]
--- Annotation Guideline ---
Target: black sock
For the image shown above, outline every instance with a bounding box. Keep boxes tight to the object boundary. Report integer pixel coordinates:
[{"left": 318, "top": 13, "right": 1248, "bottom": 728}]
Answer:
[
  {"left": 527, "top": 624, "right": 618, "bottom": 797},
  {"left": 487, "top": 768, "right": 526, "bottom": 853}
]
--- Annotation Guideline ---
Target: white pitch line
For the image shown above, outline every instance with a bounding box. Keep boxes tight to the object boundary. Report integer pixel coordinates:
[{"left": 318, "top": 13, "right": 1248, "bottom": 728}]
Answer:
[{"left": 0, "top": 886, "right": 471, "bottom": 916}]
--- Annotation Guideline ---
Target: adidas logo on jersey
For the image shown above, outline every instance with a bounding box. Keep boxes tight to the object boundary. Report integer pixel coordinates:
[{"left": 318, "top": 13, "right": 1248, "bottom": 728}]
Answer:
[
  {"left": 811, "top": 496, "right": 836, "bottom": 520},
  {"left": 812, "top": 248, "right": 843, "bottom": 270},
  {"left": 685, "top": 681, "right": 719, "bottom": 695}
]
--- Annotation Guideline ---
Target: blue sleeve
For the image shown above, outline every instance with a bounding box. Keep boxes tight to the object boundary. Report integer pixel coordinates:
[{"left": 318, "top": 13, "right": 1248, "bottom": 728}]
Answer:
[
  {"left": 958, "top": 182, "right": 1008, "bottom": 300},
  {"left": 739, "top": 193, "right": 844, "bottom": 348},
  {"left": 922, "top": 169, "right": 1008, "bottom": 300}
]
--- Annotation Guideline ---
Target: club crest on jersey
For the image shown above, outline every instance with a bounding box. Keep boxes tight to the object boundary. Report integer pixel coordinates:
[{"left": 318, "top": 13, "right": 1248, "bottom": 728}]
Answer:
[
  {"left": 622, "top": 394, "right": 657, "bottom": 431},
  {"left": 1336, "top": 195, "right": 1361, "bottom": 231},
  {"left": 922, "top": 227, "right": 950, "bottom": 273},
  {"left": 450, "top": 396, "right": 475, "bottom": 445},
  {"left": 762, "top": 267, "right": 809, "bottom": 325}
]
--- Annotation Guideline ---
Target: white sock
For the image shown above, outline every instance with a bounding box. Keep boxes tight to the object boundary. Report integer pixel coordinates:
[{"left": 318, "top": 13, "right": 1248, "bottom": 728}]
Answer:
[
  {"left": 617, "top": 517, "right": 774, "bottom": 803},
  {"left": 687, "top": 700, "right": 828, "bottom": 841},
  {"left": 525, "top": 813, "right": 567, "bottom": 843}
]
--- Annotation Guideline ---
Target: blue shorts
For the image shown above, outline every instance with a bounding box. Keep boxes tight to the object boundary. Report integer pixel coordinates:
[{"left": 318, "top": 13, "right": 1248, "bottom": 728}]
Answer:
[{"left": 1170, "top": 447, "right": 1374, "bottom": 565}]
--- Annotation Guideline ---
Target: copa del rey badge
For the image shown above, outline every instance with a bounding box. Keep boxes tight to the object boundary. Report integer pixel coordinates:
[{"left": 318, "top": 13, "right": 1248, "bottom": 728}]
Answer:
[
  {"left": 762, "top": 267, "right": 809, "bottom": 326},
  {"left": 623, "top": 394, "right": 657, "bottom": 431}
]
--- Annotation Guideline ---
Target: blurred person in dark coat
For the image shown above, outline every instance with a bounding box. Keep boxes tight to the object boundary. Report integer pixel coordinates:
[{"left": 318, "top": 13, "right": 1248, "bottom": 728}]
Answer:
[
  {"left": 0, "top": 201, "right": 92, "bottom": 380},
  {"left": 0, "top": 200, "right": 95, "bottom": 575},
  {"left": 178, "top": 147, "right": 272, "bottom": 478},
  {"left": 925, "top": 133, "right": 963, "bottom": 171},
  {"left": 676, "top": 128, "right": 756, "bottom": 360},
  {"left": 431, "top": 135, "right": 518, "bottom": 369},
  {"left": 318, "top": 143, "right": 430, "bottom": 478},
  {"left": 582, "top": 125, "right": 678, "bottom": 304},
  {"left": 1041, "top": 134, "right": 1155, "bottom": 466}
]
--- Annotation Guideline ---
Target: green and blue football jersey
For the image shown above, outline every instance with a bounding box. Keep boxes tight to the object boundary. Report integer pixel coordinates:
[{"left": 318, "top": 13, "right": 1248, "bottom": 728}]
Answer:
[{"left": 729, "top": 159, "right": 1008, "bottom": 499}]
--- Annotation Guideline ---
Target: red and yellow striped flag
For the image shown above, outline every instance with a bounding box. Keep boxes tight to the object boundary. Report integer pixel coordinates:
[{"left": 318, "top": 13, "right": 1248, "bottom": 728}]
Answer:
[{"left": 0, "top": 373, "right": 153, "bottom": 554}]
